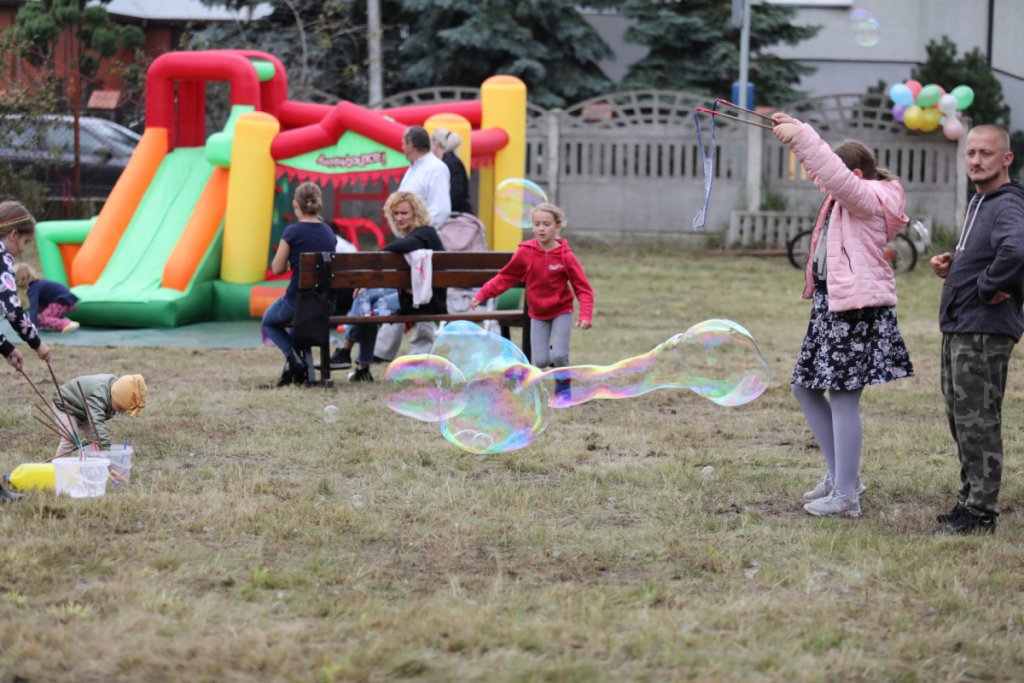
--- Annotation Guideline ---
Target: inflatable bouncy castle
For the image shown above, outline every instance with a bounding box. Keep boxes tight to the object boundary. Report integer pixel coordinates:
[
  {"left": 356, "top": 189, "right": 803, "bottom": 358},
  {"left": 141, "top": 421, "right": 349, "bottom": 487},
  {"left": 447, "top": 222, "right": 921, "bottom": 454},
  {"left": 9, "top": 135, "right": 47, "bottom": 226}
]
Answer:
[{"left": 36, "top": 50, "right": 527, "bottom": 327}]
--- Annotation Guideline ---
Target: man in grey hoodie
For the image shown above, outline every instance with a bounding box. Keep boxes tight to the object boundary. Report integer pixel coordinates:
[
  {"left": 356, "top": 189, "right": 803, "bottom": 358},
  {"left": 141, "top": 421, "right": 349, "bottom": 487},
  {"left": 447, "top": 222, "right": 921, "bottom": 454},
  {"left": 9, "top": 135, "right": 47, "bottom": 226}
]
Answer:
[{"left": 930, "top": 124, "right": 1024, "bottom": 535}]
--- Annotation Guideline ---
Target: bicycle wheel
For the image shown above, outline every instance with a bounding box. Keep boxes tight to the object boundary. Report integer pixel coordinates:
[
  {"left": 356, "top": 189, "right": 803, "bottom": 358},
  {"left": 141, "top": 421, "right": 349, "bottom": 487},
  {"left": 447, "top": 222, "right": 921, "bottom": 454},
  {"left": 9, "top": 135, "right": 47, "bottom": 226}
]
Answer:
[
  {"left": 884, "top": 232, "right": 917, "bottom": 274},
  {"left": 787, "top": 230, "right": 813, "bottom": 270}
]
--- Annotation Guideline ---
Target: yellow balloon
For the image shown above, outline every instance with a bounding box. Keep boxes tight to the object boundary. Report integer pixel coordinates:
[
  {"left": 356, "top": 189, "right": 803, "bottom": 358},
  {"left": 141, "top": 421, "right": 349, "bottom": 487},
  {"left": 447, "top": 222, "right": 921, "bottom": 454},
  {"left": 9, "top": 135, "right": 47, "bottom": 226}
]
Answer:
[
  {"left": 921, "top": 108, "right": 942, "bottom": 133},
  {"left": 903, "top": 105, "right": 924, "bottom": 130}
]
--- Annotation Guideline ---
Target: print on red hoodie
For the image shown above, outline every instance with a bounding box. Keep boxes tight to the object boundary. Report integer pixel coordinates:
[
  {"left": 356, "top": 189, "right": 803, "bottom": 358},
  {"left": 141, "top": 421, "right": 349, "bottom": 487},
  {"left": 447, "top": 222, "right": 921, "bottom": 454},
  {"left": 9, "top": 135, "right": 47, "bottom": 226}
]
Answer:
[{"left": 476, "top": 238, "right": 594, "bottom": 321}]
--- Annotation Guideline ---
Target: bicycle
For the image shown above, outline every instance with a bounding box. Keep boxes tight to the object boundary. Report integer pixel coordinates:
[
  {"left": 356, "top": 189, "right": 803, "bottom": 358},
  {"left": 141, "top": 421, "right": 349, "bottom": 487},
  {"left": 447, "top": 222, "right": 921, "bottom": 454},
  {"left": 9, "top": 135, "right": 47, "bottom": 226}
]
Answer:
[{"left": 786, "top": 220, "right": 927, "bottom": 274}]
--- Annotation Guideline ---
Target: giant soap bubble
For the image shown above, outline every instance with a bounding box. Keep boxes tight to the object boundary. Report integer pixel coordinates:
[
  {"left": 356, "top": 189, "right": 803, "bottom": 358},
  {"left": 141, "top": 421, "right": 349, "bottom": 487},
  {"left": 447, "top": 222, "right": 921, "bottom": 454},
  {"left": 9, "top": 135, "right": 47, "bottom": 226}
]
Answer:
[
  {"left": 494, "top": 178, "right": 548, "bottom": 229},
  {"left": 385, "top": 320, "right": 770, "bottom": 455}
]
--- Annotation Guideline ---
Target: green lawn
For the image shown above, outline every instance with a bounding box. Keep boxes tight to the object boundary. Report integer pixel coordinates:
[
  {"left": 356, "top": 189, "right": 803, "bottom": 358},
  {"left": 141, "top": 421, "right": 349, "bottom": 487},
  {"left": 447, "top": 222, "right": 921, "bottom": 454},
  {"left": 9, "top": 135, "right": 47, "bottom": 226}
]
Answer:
[{"left": 1, "top": 241, "right": 1021, "bottom": 682}]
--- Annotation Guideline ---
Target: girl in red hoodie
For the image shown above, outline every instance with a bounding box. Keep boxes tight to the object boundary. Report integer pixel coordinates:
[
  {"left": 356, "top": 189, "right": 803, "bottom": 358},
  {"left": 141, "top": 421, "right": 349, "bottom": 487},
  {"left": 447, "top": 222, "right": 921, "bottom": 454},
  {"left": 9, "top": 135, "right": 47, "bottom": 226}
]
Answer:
[{"left": 471, "top": 203, "right": 594, "bottom": 398}]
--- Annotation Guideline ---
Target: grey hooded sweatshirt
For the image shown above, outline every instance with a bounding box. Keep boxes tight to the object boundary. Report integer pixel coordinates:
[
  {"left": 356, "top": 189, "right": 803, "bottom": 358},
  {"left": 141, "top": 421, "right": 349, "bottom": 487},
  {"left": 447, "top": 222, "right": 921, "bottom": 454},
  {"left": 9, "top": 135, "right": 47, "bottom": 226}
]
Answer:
[{"left": 939, "top": 180, "right": 1024, "bottom": 340}]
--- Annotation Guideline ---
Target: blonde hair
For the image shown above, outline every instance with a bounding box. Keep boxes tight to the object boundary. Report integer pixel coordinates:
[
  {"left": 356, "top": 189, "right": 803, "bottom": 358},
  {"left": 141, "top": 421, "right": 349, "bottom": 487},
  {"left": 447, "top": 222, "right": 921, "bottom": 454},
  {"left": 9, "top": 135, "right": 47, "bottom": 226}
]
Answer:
[
  {"left": 531, "top": 202, "right": 566, "bottom": 226},
  {"left": 14, "top": 263, "right": 40, "bottom": 289},
  {"left": 383, "top": 191, "right": 432, "bottom": 237},
  {"left": 431, "top": 127, "right": 462, "bottom": 154}
]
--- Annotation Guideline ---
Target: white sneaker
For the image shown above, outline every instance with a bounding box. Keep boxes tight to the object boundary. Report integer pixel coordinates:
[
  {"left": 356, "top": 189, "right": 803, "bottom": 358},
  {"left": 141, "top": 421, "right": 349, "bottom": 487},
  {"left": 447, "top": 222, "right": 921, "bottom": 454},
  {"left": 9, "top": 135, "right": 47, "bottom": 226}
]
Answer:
[
  {"left": 61, "top": 321, "right": 80, "bottom": 333},
  {"left": 803, "top": 473, "right": 867, "bottom": 501},
  {"left": 804, "top": 474, "right": 833, "bottom": 501},
  {"left": 803, "top": 490, "right": 862, "bottom": 518}
]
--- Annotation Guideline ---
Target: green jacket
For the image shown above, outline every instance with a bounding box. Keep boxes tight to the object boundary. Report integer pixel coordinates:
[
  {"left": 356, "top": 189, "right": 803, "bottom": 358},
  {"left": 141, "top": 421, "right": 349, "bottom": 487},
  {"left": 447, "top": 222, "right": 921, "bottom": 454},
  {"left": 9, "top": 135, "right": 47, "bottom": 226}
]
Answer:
[{"left": 52, "top": 374, "right": 117, "bottom": 449}]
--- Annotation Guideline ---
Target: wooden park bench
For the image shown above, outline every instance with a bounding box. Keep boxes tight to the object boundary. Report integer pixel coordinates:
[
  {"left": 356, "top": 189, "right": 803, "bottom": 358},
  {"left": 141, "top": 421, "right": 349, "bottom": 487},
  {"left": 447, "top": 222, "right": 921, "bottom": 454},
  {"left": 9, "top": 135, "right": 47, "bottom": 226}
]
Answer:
[{"left": 294, "top": 251, "right": 530, "bottom": 386}]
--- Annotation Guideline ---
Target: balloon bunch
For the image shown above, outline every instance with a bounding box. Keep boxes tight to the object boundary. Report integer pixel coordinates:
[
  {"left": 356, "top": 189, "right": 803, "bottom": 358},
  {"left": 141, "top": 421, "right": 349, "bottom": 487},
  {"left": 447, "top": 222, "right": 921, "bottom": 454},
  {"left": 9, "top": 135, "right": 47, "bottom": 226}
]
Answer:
[{"left": 889, "top": 80, "right": 974, "bottom": 141}]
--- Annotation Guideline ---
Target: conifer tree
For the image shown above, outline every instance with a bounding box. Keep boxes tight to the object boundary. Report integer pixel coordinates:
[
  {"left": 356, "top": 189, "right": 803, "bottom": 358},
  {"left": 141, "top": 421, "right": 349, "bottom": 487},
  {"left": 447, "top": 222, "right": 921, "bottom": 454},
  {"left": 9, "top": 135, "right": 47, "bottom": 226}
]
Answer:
[{"left": 618, "top": 0, "right": 819, "bottom": 106}]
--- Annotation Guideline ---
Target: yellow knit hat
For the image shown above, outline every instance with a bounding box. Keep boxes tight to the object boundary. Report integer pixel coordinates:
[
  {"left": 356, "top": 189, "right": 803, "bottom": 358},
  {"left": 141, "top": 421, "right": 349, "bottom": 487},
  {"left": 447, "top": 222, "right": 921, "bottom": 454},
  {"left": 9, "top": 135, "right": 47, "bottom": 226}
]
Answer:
[{"left": 111, "top": 374, "right": 147, "bottom": 417}]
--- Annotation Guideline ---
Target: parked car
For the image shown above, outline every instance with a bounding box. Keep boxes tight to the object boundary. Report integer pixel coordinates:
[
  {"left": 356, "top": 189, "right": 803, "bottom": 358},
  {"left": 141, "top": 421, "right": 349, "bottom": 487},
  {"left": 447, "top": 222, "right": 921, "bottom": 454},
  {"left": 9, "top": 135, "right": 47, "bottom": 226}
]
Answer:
[{"left": 0, "top": 114, "right": 141, "bottom": 198}]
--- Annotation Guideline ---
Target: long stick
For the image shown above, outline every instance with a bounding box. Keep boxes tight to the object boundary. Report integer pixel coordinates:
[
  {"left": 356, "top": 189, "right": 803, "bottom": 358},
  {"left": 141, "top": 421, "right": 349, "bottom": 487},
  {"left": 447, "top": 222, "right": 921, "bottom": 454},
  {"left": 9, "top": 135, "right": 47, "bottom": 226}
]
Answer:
[
  {"left": 46, "top": 361, "right": 80, "bottom": 443},
  {"left": 19, "top": 368, "right": 78, "bottom": 443},
  {"left": 695, "top": 107, "right": 774, "bottom": 131},
  {"left": 34, "top": 404, "right": 74, "bottom": 442},
  {"left": 715, "top": 99, "right": 775, "bottom": 121},
  {"left": 75, "top": 381, "right": 101, "bottom": 447},
  {"left": 32, "top": 414, "right": 69, "bottom": 442}
]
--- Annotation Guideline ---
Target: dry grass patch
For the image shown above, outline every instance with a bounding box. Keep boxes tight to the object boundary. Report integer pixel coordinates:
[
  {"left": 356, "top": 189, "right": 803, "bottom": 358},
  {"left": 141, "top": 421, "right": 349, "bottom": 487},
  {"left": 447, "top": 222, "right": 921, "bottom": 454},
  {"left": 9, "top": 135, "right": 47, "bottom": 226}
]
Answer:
[{"left": 0, "top": 245, "right": 1022, "bottom": 681}]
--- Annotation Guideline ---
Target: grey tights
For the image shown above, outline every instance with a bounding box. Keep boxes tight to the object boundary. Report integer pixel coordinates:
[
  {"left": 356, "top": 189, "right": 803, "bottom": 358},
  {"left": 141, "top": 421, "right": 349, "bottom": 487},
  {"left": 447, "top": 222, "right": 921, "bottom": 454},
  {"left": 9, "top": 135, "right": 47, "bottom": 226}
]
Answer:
[{"left": 792, "top": 384, "right": 864, "bottom": 499}]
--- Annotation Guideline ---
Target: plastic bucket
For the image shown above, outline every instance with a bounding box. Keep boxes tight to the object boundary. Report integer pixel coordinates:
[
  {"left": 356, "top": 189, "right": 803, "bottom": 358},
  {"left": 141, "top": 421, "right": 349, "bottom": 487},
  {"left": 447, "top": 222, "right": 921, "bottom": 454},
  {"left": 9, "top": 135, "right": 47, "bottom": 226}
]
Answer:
[
  {"left": 52, "top": 457, "right": 110, "bottom": 498},
  {"left": 103, "top": 445, "right": 133, "bottom": 486}
]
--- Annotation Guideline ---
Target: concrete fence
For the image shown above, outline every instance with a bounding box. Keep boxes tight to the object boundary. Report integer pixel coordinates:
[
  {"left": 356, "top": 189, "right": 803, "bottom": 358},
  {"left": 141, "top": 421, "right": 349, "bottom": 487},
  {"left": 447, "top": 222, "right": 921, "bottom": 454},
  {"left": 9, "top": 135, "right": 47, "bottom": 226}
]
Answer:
[{"left": 379, "top": 89, "right": 968, "bottom": 242}]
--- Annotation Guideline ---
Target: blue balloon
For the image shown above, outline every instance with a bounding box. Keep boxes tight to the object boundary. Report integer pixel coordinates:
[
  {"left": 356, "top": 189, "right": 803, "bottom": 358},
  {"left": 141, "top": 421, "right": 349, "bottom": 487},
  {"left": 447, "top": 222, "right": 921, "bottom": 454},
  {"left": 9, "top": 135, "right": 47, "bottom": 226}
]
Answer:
[{"left": 889, "top": 83, "right": 914, "bottom": 107}]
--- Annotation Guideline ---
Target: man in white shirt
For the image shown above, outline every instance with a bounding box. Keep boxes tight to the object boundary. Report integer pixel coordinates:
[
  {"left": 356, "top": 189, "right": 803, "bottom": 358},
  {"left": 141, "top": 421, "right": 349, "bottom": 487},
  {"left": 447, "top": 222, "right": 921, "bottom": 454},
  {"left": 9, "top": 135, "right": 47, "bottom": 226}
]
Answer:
[
  {"left": 397, "top": 125, "right": 451, "bottom": 228},
  {"left": 374, "top": 125, "right": 452, "bottom": 361}
]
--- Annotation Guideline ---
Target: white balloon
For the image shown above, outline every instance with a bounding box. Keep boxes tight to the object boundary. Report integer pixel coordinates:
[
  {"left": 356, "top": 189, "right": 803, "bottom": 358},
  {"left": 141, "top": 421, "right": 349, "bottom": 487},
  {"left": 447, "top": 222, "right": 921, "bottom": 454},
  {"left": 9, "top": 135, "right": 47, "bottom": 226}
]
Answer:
[{"left": 938, "top": 93, "right": 958, "bottom": 115}]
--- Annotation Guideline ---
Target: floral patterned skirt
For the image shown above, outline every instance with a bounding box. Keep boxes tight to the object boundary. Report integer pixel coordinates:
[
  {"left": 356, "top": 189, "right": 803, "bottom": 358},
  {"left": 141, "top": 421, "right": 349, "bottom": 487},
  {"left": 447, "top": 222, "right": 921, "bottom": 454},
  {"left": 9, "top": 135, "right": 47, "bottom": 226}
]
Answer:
[{"left": 792, "top": 289, "right": 914, "bottom": 391}]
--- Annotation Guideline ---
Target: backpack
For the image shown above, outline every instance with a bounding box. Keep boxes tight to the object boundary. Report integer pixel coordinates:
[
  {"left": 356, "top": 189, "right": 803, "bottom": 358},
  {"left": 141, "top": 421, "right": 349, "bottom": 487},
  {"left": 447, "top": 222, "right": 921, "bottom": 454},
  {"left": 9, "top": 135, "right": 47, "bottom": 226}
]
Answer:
[{"left": 437, "top": 213, "right": 497, "bottom": 332}]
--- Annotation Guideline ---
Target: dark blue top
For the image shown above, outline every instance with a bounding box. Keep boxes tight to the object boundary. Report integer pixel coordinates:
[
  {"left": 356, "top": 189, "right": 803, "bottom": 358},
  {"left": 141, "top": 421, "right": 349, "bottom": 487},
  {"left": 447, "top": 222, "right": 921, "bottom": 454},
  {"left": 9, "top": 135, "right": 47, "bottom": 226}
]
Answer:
[
  {"left": 27, "top": 279, "right": 79, "bottom": 325},
  {"left": 282, "top": 221, "right": 337, "bottom": 299}
]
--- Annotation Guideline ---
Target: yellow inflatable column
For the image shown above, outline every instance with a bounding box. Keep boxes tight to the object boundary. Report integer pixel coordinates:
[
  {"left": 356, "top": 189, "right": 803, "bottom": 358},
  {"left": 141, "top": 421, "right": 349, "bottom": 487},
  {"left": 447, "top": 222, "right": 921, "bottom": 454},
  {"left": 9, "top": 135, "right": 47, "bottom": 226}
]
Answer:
[
  {"left": 222, "top": 111, "right": 280, "bottom": 283},
  {"left": 481, "top": 75, "right": 527, "bottom": 251}
]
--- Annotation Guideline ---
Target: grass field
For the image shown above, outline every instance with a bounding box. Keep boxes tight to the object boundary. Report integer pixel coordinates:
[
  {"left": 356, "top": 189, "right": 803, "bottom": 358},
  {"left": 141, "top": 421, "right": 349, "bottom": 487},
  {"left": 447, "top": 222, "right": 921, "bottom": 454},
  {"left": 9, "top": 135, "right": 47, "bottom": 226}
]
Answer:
[{"left": 1, "top": 241, "right": 1022, "bottom": 682}]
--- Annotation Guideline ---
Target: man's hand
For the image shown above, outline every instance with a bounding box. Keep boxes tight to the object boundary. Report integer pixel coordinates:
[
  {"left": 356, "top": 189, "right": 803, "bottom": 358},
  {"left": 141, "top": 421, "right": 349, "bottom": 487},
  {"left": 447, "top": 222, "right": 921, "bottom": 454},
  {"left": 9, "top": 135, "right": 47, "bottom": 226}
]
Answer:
[
  {"left": 985, "top": 291, "right": 1011, "bottom": 305},
  {"left": 930, "top": 252, "right": 952, "bottom": 278}
]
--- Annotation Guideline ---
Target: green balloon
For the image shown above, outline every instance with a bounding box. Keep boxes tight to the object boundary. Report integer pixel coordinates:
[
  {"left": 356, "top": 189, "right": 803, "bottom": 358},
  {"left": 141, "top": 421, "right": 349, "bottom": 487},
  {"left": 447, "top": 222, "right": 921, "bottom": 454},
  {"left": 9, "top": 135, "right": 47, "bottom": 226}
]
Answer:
[
  {"left": 916, "top": 84, "right": 942, "bottom": 108},
  {"left": 951, "top": 85, "right": 975, "bottom": 110}
]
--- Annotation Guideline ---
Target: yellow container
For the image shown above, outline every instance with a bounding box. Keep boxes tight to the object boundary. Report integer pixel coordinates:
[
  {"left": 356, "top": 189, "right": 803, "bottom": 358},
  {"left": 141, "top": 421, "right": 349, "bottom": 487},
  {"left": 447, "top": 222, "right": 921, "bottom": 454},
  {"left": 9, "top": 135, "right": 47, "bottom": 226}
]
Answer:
[{"left": 6, "top": 463, "right": 56, "bottom": 491}]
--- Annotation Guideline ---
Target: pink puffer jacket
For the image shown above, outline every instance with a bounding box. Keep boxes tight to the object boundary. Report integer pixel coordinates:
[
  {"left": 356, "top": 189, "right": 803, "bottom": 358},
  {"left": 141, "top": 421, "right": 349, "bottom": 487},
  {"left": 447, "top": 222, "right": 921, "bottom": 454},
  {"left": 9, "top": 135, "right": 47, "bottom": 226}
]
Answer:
[{"left": 791, "top": 123, "right": 909, "bottom": 312}]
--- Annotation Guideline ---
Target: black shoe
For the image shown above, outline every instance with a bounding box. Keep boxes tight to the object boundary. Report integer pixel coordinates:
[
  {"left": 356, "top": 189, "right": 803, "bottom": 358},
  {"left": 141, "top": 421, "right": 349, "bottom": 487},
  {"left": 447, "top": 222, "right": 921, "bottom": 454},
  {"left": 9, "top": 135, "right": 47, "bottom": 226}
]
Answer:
[
  {"left": 0, "top": 483, "right": 25, "bottom": 503},
  {"left": 936, "top": 503, "right": 966, "bottom": 524},
  {"left": 348, "top": 366, "right": 374, "bottom": 382},
  {"left": 944, "top": 512, "right": 997, "bottom": 535},
  {"left": 331, "top": 347, "right": 352, "bottom": 369},
  {"left": 275, "top": 362, "right": 294, "bottom": 387},
  {"left": 289, "top": 350, "right": 309, "bottom": 385},
  {"left": 372, "top": 355, "right": 392, "bottom": 364}
]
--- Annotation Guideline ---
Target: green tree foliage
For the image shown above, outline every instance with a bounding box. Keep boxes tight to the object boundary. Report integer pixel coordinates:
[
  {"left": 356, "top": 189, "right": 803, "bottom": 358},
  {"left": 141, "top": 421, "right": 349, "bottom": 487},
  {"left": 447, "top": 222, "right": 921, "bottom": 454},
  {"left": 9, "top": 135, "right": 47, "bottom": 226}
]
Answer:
[
  {"left": 911, "top": 37, "right": 1010, "bottom": 129},
  {"left": 188, "top": 0, "right": 380, "bottom": 103},
  {"left": 193, "top": 0, "right": 615, "bottom": 107},
  {"left": 618, "top": 0, "right": 819, "bottom": 105},
  {"left": 391, "top": 0, "right": 614, "bottom": 108},
  {"left": 10, "top": 0, "right": 144, "bottom": 88}
]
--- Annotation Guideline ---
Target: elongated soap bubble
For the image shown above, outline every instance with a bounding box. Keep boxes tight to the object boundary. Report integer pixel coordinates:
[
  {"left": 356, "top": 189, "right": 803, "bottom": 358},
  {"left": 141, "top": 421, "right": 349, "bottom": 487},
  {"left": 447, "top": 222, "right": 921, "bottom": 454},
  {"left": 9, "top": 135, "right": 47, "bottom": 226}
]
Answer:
[
  {"left": 534, "top": 319, "right": 769, "bottom": 408},
  {"left": 495, "top": 178, "right": 548, "bottom": 229},
  {"left": 384, "top": 320, "right": 770, "bottom": 454}
]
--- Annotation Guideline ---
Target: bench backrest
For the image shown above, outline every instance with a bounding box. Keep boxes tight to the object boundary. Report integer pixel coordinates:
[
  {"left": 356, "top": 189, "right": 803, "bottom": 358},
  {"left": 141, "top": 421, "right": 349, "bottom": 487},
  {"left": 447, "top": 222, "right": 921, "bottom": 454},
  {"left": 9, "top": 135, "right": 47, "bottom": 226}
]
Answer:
[{"left": 297, "top": 251, "right": 514, "bottom": 290}]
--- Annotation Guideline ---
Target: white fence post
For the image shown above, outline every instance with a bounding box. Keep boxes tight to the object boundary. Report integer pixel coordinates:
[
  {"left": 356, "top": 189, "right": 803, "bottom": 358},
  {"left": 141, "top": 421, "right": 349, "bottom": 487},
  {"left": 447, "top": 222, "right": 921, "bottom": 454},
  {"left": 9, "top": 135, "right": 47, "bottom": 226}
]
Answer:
[{"left": 547, "top": 108, "right": 561, "bottom": 205}]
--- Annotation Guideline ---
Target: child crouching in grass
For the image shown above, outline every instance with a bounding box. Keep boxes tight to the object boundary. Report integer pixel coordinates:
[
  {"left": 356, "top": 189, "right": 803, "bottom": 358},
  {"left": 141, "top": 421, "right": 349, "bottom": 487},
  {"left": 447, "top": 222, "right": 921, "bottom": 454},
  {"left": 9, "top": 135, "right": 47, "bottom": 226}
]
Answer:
[{"left": 51, "top": 374, "right": 147, "bottom": 457}]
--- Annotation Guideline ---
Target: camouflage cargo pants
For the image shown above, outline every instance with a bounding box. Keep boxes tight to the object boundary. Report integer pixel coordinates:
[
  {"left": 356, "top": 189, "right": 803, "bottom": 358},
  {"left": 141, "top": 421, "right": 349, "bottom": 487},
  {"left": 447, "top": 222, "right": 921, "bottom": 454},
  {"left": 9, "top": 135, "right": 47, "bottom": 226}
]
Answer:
[{"left": 940, "top": 333, "right": 1015, "bottom": 517}]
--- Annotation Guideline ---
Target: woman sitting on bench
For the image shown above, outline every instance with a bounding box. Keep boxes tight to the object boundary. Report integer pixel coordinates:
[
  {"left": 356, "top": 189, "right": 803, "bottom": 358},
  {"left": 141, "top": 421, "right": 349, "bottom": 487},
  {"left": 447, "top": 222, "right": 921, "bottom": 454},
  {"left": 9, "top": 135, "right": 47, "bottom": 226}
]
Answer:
[{"left": 337, "top": 191, "right": 447, "bottom": 382}]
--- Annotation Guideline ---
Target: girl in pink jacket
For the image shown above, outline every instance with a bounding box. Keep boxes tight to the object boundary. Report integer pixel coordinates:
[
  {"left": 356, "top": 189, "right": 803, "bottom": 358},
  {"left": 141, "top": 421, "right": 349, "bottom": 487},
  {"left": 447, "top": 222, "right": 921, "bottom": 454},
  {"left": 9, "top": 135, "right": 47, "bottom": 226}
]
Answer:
[
  {"left": 471, "top": 203, "right": 594, "bottom": 400},
  {"left": 773, "top": 113, "right": 914, "bottom": 519}
]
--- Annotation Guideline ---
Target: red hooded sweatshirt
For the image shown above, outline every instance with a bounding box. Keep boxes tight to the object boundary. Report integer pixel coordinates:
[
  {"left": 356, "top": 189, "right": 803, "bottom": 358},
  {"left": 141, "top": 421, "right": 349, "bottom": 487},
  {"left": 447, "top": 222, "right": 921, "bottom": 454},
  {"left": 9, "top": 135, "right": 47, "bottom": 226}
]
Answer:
[{"left": 477, "top": 238, "right": 594, "bottom": 322}]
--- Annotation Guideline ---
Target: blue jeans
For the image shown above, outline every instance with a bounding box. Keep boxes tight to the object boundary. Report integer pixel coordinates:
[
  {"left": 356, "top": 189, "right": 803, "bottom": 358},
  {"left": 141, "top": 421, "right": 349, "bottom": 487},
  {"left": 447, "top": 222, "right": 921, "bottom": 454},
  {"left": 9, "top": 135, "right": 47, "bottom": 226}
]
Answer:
[
  {"left": 345, "top": 288, "right": 400, "bottom": 366},
  {"left": 262, "top": 296, "right": 296, "bottom": 359}
]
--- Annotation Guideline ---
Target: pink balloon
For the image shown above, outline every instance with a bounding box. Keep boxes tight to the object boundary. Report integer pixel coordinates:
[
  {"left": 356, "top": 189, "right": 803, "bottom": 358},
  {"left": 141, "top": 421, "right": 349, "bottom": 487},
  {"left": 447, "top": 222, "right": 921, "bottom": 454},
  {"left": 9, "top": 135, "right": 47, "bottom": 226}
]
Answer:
[
  {"left": 906, "top": 80, "right": 923, "bottom": 99},
  {"left": 943, "top": 117, "right": 964, "bottom": 141}
]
